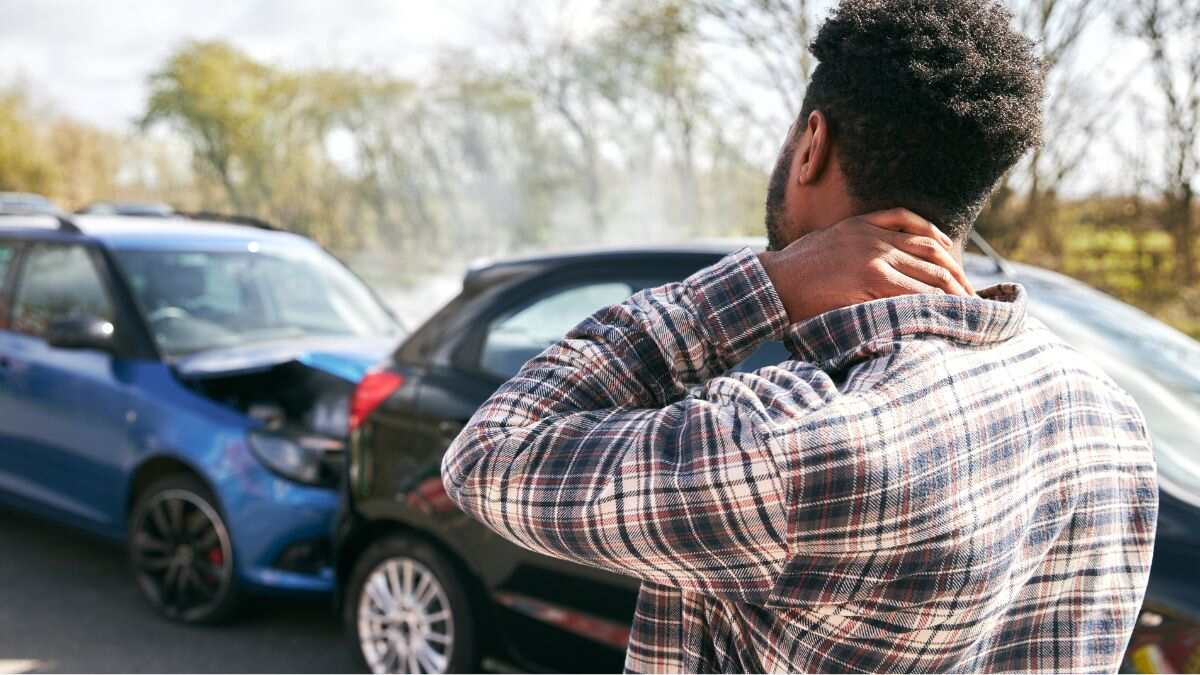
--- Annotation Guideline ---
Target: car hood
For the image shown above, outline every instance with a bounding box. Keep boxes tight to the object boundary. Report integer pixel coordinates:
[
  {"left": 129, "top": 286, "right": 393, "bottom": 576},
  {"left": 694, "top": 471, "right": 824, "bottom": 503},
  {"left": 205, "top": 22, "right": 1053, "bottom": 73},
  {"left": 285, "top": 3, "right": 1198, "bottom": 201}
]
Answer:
[
  {"left": 171, "top": 336, "right": 393, "bottom": 382},
  {"left": 967, "top": 254, "right": 1200, "bottom": 508}
]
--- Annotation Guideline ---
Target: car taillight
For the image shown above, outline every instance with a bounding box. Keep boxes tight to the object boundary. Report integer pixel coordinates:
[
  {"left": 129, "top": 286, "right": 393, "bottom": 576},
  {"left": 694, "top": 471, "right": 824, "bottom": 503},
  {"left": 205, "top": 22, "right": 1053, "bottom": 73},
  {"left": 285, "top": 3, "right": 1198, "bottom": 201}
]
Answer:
[{"left": 350, "top": 370, "right": 405, "bottom": 432}]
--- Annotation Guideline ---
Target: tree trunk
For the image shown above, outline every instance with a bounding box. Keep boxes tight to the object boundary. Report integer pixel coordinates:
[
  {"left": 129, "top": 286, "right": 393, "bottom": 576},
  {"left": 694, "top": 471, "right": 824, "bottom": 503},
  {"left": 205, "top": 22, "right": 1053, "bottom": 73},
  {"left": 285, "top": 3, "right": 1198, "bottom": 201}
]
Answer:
[{"left": 1176, "top": 184, "right": 1197, "bottom": 285}]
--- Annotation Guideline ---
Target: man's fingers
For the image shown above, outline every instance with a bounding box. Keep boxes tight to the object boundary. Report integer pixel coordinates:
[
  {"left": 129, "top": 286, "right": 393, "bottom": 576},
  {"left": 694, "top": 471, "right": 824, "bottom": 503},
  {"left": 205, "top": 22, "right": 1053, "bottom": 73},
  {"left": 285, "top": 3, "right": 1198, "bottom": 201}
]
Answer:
[
  {"left": 881, "top": 230, "right": 976, "bottom": 295},
  {"left": 859, "top": 208, "right": 954, "bottom": 248},
  {"left": 880, "top": 265, "right": 946, "bottom": 298},
  {"left": 885, "top": 252, "right": 970, "bottom": 297}
]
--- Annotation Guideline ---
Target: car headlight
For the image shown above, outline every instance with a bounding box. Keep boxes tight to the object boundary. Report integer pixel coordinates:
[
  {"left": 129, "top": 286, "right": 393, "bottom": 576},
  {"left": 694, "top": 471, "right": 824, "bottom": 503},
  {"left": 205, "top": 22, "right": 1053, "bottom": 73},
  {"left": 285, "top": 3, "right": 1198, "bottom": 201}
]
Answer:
[{"left": 249, "top": 431, "right": 343, "bottom": 487}]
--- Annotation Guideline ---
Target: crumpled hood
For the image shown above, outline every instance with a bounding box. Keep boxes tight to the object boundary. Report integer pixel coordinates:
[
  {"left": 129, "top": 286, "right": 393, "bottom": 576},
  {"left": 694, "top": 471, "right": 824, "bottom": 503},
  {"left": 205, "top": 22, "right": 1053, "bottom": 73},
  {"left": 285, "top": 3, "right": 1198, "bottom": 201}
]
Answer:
[{"left": 172, "top": 336, "right": 393, "bottom": 382}]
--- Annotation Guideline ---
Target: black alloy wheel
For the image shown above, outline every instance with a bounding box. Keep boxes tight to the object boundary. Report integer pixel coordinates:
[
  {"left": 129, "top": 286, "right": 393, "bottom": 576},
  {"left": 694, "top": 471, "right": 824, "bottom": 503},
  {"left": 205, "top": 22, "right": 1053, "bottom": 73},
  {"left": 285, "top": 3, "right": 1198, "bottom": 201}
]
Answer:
[{"left": 128, "top": 474, "right": 239, "bottom": 624}]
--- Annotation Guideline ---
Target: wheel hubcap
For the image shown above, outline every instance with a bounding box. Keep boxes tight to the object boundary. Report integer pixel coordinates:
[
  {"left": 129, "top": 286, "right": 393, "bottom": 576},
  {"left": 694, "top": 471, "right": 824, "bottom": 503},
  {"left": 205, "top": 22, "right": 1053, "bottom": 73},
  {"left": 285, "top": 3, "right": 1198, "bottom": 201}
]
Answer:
[
  {"left": 131, "top": 489, "right": 232, "bottom": 621},
  {"left": 358, "top": 557, "right": 454, "bottom": 674}
]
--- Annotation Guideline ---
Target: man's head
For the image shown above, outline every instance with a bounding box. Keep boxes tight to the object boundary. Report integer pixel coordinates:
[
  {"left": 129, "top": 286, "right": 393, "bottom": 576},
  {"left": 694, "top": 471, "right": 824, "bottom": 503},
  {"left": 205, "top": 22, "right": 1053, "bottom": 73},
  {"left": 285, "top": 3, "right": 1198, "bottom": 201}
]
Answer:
[{"left": 765, "top": 0, "right": 1044, "bottom": 251}]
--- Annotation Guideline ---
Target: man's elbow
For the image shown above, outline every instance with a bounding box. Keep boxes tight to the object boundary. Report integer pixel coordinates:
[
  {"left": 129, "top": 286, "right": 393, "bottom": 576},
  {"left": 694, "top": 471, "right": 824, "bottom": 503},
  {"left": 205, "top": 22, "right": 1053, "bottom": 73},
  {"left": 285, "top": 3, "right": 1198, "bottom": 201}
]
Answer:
[{"left": 439, "top": 424, "right": 489, "bottom": 512}]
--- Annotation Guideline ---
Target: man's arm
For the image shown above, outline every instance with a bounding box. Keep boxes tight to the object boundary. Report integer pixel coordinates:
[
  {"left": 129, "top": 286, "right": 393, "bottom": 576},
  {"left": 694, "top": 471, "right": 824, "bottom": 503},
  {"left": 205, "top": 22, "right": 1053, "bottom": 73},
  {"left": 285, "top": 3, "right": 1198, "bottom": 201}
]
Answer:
[
  {"left": 442, "top": 211, "right": 964, "bottom": 601},
  {"left": 443, "top": 249, "right": 795, "bottom": 601}
]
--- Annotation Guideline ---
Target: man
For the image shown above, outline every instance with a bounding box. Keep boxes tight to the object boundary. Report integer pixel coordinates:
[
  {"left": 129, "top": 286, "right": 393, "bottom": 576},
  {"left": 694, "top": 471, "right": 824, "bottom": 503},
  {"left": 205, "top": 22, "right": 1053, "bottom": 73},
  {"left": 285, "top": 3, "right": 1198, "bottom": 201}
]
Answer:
[{"left": 442, "top": 0, "right": 1157, "bottom": 672}]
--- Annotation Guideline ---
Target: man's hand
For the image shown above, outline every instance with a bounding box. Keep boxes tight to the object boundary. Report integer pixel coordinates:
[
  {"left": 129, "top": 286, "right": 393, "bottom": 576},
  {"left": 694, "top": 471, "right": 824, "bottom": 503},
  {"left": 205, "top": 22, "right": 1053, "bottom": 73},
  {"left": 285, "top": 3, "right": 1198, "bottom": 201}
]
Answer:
[{"left": 759, "top": 208, "right": 975, "bottom": 324}]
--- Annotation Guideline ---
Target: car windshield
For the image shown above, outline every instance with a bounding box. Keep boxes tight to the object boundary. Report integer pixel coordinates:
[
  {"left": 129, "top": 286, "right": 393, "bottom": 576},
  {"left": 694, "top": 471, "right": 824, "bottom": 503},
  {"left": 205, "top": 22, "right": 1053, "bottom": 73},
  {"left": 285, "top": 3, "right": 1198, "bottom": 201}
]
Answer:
[{"left": 114, "top": 246, "right": 401, "bottom": 357}]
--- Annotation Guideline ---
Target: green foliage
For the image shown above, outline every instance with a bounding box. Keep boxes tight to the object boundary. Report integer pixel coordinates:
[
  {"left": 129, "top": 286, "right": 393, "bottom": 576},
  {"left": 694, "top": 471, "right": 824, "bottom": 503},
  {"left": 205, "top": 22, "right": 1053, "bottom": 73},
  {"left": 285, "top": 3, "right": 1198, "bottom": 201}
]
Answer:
[
  {"left": 0, "top": 84, "right": 133, "bottom": 208},
  {"left": 1003, "top": 197, "right": 1200, "bottom": 339},
  {"left": 0, "top": 86, "right": 60, "bottom": 194},
  {"left": 142, "top": 41, "right": 323, "bottom": 232}
]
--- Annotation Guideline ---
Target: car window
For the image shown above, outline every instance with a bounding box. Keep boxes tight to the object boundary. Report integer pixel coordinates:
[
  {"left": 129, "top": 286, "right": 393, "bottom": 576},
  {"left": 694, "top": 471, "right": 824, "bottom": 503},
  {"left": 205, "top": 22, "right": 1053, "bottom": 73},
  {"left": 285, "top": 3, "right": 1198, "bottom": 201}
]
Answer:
[
  {"left": 481, "top": 282, "right": 634, "bottom": 377},
  {"left": 255, "top": 255, "right": 370, "bottom": 333},
  {"left": 0, "top": 242, "right": 16, "bottom": 329},
  {"left": 113, "top": 247, "right": 398, "bottom": 356},
  {"left": 478, "top": 279, "right": 793, "bottom": 379},
  {"left": 0, "top": 242, "right": 14, "bottom": 281},
  {"left": 11, "top": 244, "right": 114, "bottom": 339}
]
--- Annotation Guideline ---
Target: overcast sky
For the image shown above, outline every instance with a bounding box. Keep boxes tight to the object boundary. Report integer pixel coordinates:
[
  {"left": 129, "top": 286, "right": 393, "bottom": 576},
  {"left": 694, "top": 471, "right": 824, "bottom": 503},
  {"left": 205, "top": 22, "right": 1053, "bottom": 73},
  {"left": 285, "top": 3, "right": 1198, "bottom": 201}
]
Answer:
[{"left": 0, "top": 0, "right": 513, "bottom": 130}]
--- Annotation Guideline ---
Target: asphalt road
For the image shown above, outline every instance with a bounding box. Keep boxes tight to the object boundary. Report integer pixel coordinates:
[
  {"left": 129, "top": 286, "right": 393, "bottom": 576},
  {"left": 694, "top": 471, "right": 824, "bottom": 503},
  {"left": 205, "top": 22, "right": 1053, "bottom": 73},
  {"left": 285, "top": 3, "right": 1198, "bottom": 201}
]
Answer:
[{"left": 0, "top": 505, "right": 358, "bottom": 674}]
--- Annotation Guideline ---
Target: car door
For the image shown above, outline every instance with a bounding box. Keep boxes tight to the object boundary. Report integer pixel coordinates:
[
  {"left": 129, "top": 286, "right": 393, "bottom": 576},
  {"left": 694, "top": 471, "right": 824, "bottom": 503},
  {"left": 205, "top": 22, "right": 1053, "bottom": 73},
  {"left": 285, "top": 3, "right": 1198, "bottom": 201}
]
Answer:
[
  {"left": 0, "top": 237, "right": 29, "bottom": 505},
  {"left": 0, "top": 237, "right": 23, "bottom": 426},
  {"left": 450, "top": 275, "right": 652, "bottom": 656},
  {"left": 0, "top": 242, "right": 132, "bottom": 532}
]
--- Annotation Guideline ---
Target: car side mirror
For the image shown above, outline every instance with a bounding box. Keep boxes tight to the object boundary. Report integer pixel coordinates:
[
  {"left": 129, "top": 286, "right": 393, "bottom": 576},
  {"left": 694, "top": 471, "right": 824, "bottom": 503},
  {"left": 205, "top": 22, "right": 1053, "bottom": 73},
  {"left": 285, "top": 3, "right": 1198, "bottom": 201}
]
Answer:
[{"left": 45, "top": 316, "right": 118, "bottom": 354}]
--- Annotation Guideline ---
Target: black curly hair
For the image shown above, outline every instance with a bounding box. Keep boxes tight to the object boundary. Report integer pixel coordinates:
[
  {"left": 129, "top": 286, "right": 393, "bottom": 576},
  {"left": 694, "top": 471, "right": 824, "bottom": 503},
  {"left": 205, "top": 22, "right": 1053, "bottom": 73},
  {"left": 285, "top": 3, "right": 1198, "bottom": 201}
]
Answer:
[{"left": 793, "top": 0, "right": 1044, "bottom": 239}]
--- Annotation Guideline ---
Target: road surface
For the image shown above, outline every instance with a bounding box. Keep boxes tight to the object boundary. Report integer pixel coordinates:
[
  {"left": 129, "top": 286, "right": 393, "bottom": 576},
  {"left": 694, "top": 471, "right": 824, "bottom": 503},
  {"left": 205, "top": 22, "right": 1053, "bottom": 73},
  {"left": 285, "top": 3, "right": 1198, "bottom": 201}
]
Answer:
[{"left": 0, "top": 505, "right": 356, "bottom": 674}]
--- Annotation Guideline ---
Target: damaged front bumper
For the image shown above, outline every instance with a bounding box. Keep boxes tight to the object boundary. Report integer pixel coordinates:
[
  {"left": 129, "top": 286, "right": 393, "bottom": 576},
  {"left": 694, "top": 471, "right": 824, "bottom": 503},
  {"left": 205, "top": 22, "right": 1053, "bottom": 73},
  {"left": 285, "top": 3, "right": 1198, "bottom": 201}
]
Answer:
[{"left": 214, "top": 450, "right": 341, "bottom": 594}]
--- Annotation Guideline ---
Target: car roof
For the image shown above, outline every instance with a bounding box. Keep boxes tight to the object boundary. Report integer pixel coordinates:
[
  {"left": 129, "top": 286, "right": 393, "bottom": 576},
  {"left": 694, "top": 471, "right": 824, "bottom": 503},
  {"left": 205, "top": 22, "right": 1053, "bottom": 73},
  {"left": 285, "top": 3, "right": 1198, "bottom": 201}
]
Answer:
[
  {"left": 463, "top": 239, "right": 764, "bottom": 291},
  {"left": 0, "top": 213, "right": 314, "bottom": 251},
  {"left": 0, "top": 192, "right": 62, "bottom": 216},
  {"left": 0, "top": 192, "right": 54, "bottom": 202}
]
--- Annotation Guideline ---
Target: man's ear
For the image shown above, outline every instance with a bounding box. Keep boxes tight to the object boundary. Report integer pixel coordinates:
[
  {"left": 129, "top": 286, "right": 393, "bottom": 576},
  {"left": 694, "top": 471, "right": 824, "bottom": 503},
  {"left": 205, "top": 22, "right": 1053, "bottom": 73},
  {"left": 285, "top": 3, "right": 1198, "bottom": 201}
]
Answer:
[{"left": 795, "top": 110, "right": 832, "bottom": 185}]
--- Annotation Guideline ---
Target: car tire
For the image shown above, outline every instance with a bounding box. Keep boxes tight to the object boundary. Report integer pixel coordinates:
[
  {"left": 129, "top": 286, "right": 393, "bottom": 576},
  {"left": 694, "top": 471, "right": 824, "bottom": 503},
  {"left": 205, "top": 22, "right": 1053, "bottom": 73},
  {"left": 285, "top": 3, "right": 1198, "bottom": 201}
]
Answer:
[
  {"left": 128, "top": 474, "right": 240, "bottom": 624},
  {"left": 345, "top": 535, "right": 480, "bottom": 674}
]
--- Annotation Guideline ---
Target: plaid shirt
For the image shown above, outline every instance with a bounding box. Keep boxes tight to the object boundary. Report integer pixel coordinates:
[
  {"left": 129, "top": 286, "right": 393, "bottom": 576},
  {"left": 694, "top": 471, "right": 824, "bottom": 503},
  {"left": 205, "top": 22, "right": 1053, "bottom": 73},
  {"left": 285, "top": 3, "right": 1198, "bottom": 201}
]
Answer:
[{"left": 442, "top": 248, "right": 1157, "bottom": 673}]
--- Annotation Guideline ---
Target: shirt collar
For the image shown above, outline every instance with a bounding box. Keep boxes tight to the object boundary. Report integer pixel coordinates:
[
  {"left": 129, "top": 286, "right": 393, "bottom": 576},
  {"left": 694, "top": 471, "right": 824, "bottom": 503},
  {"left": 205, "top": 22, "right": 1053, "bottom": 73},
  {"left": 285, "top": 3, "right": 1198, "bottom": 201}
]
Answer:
[{"left": 783, "top": 283, "right": 1027, "bottom": 371}]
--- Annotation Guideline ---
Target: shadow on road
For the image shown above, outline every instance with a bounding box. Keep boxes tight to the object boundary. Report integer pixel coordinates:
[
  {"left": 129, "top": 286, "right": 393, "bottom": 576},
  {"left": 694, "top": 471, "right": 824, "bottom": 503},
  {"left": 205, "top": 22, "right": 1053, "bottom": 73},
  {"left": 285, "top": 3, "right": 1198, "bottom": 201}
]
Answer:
[{"left": 0, "top": 505, "right": 357, "bottom": 674}]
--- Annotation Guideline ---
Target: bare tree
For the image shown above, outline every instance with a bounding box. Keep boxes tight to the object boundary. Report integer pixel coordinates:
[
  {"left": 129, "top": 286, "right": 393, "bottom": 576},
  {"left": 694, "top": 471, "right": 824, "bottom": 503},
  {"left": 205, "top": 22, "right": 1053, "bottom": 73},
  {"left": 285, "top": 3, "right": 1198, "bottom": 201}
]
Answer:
[
  {"left": 497, "top": 3, "right": 614, "bottom": 232},
  {"left": 693, "top": 0, "right": 815, "bottom": 131},
  {"left": 978, "top": 0, "right": 1111, "bottom": 260},
  {"left": 1118, "top": 0, "right": 1200, "bottom": 284},
  {"left": 605, "top": 2, "right": 709, "bottom": 229}
]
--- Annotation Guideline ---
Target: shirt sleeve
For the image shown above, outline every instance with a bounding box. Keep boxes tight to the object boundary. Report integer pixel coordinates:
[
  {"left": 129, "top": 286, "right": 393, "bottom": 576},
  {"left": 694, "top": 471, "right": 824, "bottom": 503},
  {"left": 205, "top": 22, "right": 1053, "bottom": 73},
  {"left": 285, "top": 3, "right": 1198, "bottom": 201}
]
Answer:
[{"left": 441, "top": 249, "right": 812, "bottom": 602}]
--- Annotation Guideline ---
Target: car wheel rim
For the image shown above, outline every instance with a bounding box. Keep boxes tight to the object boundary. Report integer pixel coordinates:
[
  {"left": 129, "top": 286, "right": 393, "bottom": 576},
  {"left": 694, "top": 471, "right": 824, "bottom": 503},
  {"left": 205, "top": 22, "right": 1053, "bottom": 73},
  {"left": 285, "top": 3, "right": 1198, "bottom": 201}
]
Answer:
[
  {"left": 358, "top": 557, "right": 455, "bottom": 674},
  {"left": 130, "top": 489, "right": 233, "bottom": 621}
]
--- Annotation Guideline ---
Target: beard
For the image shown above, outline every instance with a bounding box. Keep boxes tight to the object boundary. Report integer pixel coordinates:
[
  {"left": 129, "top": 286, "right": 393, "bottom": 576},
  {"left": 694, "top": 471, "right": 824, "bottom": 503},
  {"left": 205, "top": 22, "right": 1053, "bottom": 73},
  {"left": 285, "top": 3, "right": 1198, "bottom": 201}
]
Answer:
[{"left": 764, "top": 140, "right": 796, "bottom": 252}]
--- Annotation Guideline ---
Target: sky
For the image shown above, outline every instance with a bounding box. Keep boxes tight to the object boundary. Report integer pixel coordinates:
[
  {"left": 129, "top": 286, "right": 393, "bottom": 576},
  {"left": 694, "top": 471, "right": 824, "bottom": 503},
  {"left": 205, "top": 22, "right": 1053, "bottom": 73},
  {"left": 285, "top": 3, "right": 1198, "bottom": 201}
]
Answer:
[
  {"left": 0, "top": 0, "right": 1160, "bottom": 195},
  {"left": 0, "top": 0, "right": 508, "bottom": 131}
]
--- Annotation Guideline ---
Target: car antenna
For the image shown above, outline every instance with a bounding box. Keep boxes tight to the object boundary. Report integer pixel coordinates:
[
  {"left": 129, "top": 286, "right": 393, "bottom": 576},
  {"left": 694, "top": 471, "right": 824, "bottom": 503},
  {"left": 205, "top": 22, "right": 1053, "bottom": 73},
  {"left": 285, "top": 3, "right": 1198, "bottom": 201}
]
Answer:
[{"left": 968, "top": 230, "right": 1012, "bottom": 276}]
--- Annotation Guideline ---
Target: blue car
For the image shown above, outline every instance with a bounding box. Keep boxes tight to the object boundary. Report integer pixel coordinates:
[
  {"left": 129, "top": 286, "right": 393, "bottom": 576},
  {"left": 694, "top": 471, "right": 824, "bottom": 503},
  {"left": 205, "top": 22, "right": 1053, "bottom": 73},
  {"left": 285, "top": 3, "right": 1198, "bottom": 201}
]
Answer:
[{"left": 0, "top": 213, "right": 403, "bottom": 623}]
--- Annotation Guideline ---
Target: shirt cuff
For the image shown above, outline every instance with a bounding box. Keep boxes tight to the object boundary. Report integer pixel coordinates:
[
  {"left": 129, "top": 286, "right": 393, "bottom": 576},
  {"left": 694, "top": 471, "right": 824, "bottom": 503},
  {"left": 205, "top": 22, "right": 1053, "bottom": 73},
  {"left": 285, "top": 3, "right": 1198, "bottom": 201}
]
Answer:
[{"left": 687, "top": 247, "right": 789, "bottom": 365}]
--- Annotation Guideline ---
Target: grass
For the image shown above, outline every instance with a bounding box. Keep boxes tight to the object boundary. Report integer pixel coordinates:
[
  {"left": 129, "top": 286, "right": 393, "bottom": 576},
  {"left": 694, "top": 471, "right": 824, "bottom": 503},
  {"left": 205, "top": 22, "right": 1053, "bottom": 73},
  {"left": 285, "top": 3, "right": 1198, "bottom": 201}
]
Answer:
[{"left": 1008, "top": 220, "right": 1200, "bottom": 340}]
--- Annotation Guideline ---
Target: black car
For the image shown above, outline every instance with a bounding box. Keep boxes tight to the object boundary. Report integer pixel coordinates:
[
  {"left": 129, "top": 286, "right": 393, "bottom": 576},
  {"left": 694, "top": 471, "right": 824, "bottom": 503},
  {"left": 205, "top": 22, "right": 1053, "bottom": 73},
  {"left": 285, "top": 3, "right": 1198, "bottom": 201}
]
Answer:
[
  {"left": 337, "top": 241, "right": 1200, "bottom": 674},
  {"left": 336, "top": 244, "right": 791, "bottom": 673}
]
